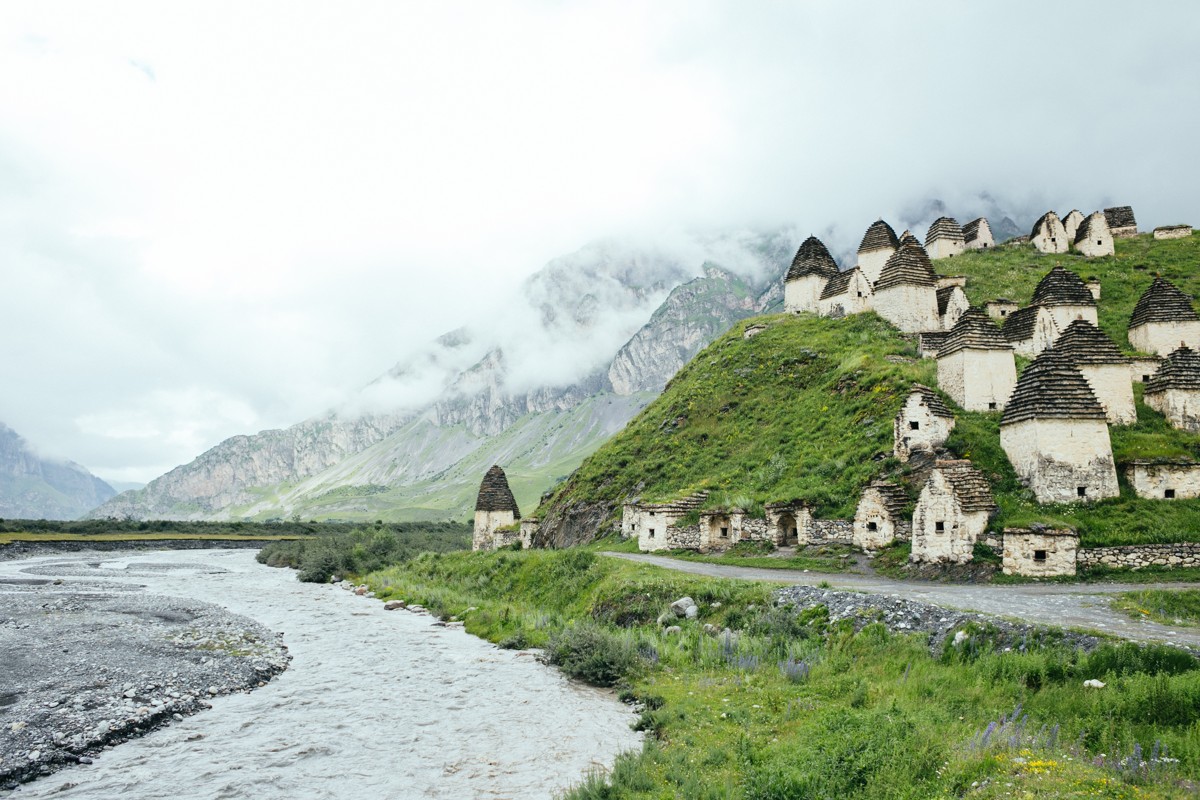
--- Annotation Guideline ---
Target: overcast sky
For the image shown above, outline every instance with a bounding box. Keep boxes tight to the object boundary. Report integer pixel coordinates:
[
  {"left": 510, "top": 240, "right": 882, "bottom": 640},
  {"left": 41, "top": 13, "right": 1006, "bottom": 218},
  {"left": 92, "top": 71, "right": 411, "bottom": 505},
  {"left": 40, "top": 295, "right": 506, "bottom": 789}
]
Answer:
[{"left": 2, "top": 1, "right": 1198, "bottom": 483}]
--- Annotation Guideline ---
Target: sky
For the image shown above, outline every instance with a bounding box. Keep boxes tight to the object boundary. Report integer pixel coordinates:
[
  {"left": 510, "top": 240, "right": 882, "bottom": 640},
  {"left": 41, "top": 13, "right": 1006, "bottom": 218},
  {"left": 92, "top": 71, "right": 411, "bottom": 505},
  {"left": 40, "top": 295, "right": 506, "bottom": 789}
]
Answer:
[{"left": 1, "top": 1, "right": 1199, "bottom": 484}]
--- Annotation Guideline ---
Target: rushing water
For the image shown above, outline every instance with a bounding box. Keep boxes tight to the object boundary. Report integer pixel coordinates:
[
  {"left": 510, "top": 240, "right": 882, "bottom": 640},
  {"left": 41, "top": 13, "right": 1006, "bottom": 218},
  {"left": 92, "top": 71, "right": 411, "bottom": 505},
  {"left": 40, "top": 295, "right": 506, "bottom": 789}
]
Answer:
[{"left": 4, "top": 549, "right": 641, "bottom": 799}]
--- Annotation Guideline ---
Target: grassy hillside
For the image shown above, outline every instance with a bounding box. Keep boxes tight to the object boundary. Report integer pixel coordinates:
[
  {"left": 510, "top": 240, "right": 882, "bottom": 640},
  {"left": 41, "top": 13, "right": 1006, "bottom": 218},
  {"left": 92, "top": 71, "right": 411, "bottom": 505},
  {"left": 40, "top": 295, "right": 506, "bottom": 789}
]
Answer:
[{"left": 539, "top": 233, "right": 1200, "bottom": 547}]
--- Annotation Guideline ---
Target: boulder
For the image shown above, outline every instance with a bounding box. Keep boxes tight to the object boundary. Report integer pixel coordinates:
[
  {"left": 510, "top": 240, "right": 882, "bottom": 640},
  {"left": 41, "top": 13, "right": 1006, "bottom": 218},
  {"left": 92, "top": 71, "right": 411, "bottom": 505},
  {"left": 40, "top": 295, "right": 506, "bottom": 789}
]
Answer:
[{"left": 670, "top": 597, "right": 697, "bottom": 617}]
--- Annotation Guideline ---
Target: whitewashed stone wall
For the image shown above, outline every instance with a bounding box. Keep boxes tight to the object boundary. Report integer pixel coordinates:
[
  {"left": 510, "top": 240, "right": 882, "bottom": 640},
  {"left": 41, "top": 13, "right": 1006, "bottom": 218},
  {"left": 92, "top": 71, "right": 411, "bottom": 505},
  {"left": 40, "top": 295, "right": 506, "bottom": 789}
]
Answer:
[
  {"left": 625, "top": 505, "right": 691, "bottom": 552},
  {"left": 784, "top": 274, "right": 828, "bottom": 315},
  {"left": 910, "top": 472, "right": 989, "bottom": 563},
  {"left": 1009, "top": 306, "right": 1059, "bottom": 358},
  {"left": 1129, "top": 321, "right": 1200, "bottom": 357},
  {"left": 985, "top": 300, "right": 1019, "bottom": 321},
  {"left": 474, "top": 509, "right": 516, "bottom": 551},
  {"left": 937, "top": 348, "right": 1017, "bottom": 412},
  {"left": 1146, "top": 387, "right": 1200, "bottom": 432},
  {"left": 700, "top": 511, "right": 744, "bottom": 551},
  {"left": 1130, "top": 357, "right": 1164, "bottom": 383},
  {"left": 1063, "top": 211, "right": 1084, "bottom": 242},
  {"left": 940, "top": 286, "right": 970, "bottom": 331},
  {"left": 893, "top": 393, "right": 956, "bottom": 461},
  {"left": 1153, "top": 226, "right": 1193, "bottom": 240},
  {"left": 1002, "top": 529, "right": 1078, "bottom": 576},
  {"left": 1127, "top": 462, "right": 1200, "bottom": 500},
  {"left": 1031, "top": 216, "right": 1069, "bottom": 253},
  {"left": 1000, "top": 418, "right": 1119, "bottom": 504},
  {"left": 858, "top": 248, "right": 894, "bottom": 286},
  {"left": 1078, "top": 363, "right": 1136, "bottom": 425},
  {"left": 1078, "top": 542, "right": 1200, "bottom": 570},
  {"left": 518, "top": 519, "right": 539, "bottom": 548},
  {"left": 874, "top": 284, "right": 941, "bottom": 333},
  {"left": 927, "top": 237, "right": 964, "bottom": 260},
  {"left": 1076, "top": 223, "right": 1114, "bottom": 257},
  {"left": 1045, "top": 305, "right": 1099, "bottom": 341}
]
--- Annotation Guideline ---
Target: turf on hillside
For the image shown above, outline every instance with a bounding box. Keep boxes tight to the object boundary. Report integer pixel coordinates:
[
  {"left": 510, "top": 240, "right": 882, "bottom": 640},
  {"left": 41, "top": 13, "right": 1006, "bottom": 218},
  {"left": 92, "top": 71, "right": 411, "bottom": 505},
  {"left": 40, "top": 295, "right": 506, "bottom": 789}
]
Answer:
[
  {"left": 540, "top": 311, "right": 936, "bottom": 520},
  {"left": 538, "top": 234, "right": 1200, "bottom": 548}
]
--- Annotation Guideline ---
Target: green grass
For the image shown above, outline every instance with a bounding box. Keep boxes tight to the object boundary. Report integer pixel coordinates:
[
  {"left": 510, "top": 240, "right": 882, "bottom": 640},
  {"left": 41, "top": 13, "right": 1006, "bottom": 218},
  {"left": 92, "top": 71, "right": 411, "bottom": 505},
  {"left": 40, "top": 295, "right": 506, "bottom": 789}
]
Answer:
[
  {"left": 539, "top": 234, "right": 1200, "bottom": 551},
  {"left": 1113, "top": 590, "right": 1200, "bottom": 627},
  {"left": 660, "top": 543, "right": 857, "bottom": 573},
  {"left": 359, "top": 548, "right": 1200, "bottom": 798}
]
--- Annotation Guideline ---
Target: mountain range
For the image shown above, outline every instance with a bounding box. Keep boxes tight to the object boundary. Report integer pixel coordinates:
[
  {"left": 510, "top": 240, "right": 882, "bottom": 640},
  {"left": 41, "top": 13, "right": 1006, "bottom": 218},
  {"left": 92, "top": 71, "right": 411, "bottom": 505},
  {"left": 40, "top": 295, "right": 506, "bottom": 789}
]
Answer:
[{"left": 0, "top": 422, "right": 116, "bottom": 519}]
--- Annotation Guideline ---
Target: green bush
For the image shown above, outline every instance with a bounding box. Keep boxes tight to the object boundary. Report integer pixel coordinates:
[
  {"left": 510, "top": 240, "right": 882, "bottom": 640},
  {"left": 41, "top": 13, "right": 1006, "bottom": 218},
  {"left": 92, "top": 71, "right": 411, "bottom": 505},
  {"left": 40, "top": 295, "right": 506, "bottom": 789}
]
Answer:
[{"left": 545, "top": 623, "right": 640, "bottom": 687}]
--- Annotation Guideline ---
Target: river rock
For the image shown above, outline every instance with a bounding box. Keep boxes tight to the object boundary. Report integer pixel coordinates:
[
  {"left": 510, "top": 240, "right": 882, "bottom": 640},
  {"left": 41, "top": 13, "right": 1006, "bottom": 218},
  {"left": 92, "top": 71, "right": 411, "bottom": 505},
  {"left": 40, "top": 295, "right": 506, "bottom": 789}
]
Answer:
[
  {"left": 383, "top": 601, "right": 406, "bottom": 611},
  {"left": 670, "top": 597, "right": 697, "bottom": 617}
]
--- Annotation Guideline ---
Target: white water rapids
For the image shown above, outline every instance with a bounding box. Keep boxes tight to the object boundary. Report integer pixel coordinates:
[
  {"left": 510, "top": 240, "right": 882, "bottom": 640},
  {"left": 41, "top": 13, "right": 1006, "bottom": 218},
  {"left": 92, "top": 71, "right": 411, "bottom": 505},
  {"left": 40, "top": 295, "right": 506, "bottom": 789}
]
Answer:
[{"left": 5, "top": 549, "right": 641, "bottom": 799}]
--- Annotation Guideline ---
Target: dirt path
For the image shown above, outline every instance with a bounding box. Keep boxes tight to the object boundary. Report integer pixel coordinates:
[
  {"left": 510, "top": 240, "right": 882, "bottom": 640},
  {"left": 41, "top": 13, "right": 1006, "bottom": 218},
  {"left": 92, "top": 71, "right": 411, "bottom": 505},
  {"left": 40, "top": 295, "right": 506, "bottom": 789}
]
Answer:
[{"left": 606, "top": 552, "right": 1200, "bottom": 649}]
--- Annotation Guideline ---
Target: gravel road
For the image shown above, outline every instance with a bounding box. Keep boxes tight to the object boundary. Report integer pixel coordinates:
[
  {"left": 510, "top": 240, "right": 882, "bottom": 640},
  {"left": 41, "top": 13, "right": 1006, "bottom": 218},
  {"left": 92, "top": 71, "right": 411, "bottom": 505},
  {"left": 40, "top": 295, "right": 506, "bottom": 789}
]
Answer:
[{"left": 607, "top": 552, "right": 1200, "bottom": 649}]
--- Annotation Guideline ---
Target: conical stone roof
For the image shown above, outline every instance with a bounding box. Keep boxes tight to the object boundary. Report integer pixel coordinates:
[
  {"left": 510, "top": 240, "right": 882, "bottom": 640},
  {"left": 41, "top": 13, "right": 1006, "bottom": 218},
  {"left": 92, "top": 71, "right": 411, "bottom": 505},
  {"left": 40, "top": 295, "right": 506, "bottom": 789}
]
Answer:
[
  {"left": 1001, "top": 349, "right": 1107, "bottom": 425},
  {"left": 908, "top": 384, "right": 954, "bottom": 419},
  {"left": 925, "top": 217, "right": 965, "bottom": 245},
  {"left": 476, "top": 465, "right": 520, "bottom": 515},
  {"left": 875, "top": 241, "right": 937, "bottom": 291},
  {"left": 864, "top": 480, "right": 908, "bottom": 517},
  {"left": 1030, "top": 266, "right": 1095, "bottom": 307},
  {"left": 898, "top": 230, "right": 920, "bottom": 247},
  {"left": 1145, "top": 347, "right": 1200, "bottom": 394},
  {"left": 858, "top": 220, "right": 899, "bottom": 254},
  {"left": 939, "top": 307, "right": 1011, "bottom": 357},
  {"left": 933, "top": 459, "right": 996, "bottom": 513},
  {"left": 1129, "top": 277, "right": 1200, "bottom": 328},
  {"left": 786, "top": 235, "right": 841, "bottom": 282},
  {"left": 1049, "top": 319, "right": 1126, "bottom": 365},
  {"left": 1074, "top": 211, "right": 1110, "bottom": 245}
]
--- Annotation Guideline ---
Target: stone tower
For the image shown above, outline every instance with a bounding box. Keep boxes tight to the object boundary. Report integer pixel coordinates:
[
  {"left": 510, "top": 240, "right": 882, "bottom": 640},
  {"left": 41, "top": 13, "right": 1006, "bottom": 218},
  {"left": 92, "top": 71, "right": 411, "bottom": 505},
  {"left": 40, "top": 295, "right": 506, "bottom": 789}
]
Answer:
[
  {"left": 893, "top": 384, "right": 956, "bottom": 462},
  {"left": 911, "top": 460, "right": 996, "bottom": 564},
  {"left": 924, "top": 217, "right": 966, "bottom": 260},
  {"left": 872, "top": 241, "right": 940, "bottom": 333},
  {"left": 1048, "top": 320, "right": 1134, "bottom": 424},
  {"left": 856, "top": 220, "right": 900, "bottom": 285},
  {"left": 1000, "top": 350, "right": 1118, "bottom": 504},
  {"left": 1029, "top": 211, "right": 1069, "bottom": 254},
  {"left": 1144, "top": 346, "right": 1200, "bottom": 432},
  {"left": 937, "top": 308, "right": 1016, "bottom": 411},
  {"left": 1074, "top": 211, "right": 1114, "bottom": 257},
  {"left": 784, "top": 235, "right": 841, "bottom": 314},
  {"left": 1128, "top": 277, "right": 1200, "bottom": 356},
  {"left": 1062, "top": 209, "right": 1084, "bottom": 242},
  {"left": 473, "top": 465, "right": 521, "bottom": 551}
]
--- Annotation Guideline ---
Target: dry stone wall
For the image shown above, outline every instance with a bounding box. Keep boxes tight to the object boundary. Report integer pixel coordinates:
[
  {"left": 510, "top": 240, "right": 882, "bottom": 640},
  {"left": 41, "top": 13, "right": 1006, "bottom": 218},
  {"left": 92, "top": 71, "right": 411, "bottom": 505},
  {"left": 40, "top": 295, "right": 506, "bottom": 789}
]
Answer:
[{"left": 1078, "top": 543, "right": 1200, "bottom": 570}]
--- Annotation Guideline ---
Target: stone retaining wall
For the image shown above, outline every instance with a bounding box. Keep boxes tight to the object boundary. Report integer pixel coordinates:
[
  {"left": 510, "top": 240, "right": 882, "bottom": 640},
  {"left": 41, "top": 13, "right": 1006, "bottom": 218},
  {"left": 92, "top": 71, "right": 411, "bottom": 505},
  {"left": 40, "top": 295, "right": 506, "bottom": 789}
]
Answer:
[
  {"left": 1077, "top": 542, "right": 1200, "bottom": 570},
  {"left": 810, "top": 519, "right": 853, "bottom": 544}
]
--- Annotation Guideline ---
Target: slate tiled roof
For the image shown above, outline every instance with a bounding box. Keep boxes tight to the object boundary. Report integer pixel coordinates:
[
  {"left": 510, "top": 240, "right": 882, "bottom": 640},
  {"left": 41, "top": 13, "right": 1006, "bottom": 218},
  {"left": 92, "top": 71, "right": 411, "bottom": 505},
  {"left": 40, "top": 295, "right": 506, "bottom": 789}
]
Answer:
[
  {"left": 864, "top": 480, "right": 909, "bottom": 517},
  {"left": 918, "top": 331, "right": 949, "bottom": 355},
  {"left": 898, "top": 230, "right": 920, "bottom": 247},
  {"left": 1074, "top": 211, "right": 1110, "bottom": 245},
  {"left": 940, "top": 307, "right": 1011, "bottom": 356},
  {"left": 936, "top": 285, "right": 959, "bottom": 316},
  {"left": 1129, "top": 277, "right": 1200, "bottom": 328},
  {"left": 819, "top": 269, "right": 856, "bottom": 300},
  {"left": 874, "top": 242, "right": 938, "bottom": 291},
  {"left": 933, "top": 460, "right": 997, "bottom": 513},
  {"left": 1030, "top": 266, "right": 1096, "bottom": 307},
  {"left": 1049, "top": 319, "right": 1127, "bottom": 365},
  {"left": 476, "top": 465, "right": 520, "bottom": 515},
  {"left": 858, "top": 220, "right": 900, "bottom": 253},
  {"left": 1104, "top": 206, "right": 1137, "bottom": 230},
  {"left": 1002, "top": 305, "right": 1041, "bottom": 343},
  {"left": 786, "top": 235, "right": 841, "bottom": 282},
  {"left": 925, "top": 217, "right": 965, "bottom": 246},
  {"left": 1145, "top": 347, "right": 1200, "bottom": 394},
  {"left": 908, "top": 384, "right": 955, "bottom": 419},
  {"left": 962, "top": 217, "right": 990, "bottom": 244},
  {"left": 1000, "top": 349, "right": 1108, "bottom": 424}
]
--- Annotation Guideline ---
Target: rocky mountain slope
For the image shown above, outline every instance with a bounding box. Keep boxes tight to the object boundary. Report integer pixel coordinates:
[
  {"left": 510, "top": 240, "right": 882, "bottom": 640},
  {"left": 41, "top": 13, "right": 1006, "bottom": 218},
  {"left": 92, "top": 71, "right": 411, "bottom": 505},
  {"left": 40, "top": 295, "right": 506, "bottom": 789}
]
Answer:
[
  {"left": 0, "top": 422, "right": 116, "bottom": 519},
  {"left": 89, "top": 231, "right": 795, "bottom": 522}
]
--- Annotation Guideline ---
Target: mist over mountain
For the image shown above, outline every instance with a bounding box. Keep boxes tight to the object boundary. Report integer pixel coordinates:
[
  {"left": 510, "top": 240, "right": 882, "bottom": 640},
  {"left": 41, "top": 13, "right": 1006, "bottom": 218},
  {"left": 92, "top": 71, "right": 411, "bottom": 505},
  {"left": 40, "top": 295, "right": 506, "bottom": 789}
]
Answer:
[{"left": 0, "top": 423, "right": 116, "bottom": 519}]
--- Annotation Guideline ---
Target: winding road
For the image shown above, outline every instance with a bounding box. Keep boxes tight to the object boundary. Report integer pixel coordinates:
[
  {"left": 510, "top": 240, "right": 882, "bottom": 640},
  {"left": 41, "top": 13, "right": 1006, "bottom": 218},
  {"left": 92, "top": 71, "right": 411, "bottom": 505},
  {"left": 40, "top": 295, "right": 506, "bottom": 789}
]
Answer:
[{"left": 607, "top": 552, "right": 1200, "bottom": 649}]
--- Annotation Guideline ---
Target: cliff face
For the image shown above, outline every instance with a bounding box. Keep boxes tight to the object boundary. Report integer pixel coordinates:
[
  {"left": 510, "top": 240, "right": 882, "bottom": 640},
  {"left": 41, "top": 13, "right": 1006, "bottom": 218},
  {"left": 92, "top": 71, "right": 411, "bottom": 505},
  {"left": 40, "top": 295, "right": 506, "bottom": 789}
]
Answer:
[
  {"left": 87, "top": 230, "right": 796, "bottom": 522},
  {"left": 0, "top": 423, "right": 116, "bottom": 519}
]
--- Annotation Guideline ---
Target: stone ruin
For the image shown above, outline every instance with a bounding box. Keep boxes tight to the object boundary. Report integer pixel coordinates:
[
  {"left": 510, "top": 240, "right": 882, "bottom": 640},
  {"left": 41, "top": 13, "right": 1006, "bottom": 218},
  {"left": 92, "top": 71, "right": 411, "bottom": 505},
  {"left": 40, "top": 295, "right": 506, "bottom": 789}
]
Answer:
[
  {"left": 937, "top": 308, "right": 1016, "bottom": 412},
  {"left": 1103, "top": 205, "right": 1138, "bottom": 238},
  {"left": 1048, "top": 319, "right": 1135, "bottom": 425},
  {"left": 936, "top": 281, "right": 969, "bottom": 331},
  {"left": 622, "top": 492, "right": 709, "bottom": 552},
  {"left": 1127, "top": 276, "right": 1200, "bottom": 357},
  {"left": 999, "top": 349, "right": 1119, "bottom": 504},
  {"left": 783, "top": 235, "right": 841, "bottom": 315},
  {"left": 856, "top": 219, "right": 900, "bottom": 285},
  {"left": 1062, "top": 209, "right": 1085, "bottom": 242},
  {"left": 1002, "top": 527, "right": 1078, "bottom": 577},
  {"left": 1002, "top": 266, "right": 1098, "bottom": 357},
  {"left": 911, "top": 460, "right": 996, "bottom": 564},
  {"left": 984, "top": 298, "right": 1019, "bottom": 321},
  {"left": 872, "top": 240, "right": 941, "bottom": 333},
  {"left": 1154, "top": 224, "right": 1193, "bottom": 240},
  {"left": 1126, "top": 459, "right": 1200, "bottom": 501},
  {"left": 853, "top": 480, "right": 910, "bottom": 551},
  {"left": 893, "top": 384, "right": 956, "bottom": 462},
  {"left": 1074, "top": 211, "right": 1114, "bottom": 257},
  {"left": 1029, "top": 211, "right": 1069, "bottom": 254},
  {"left": 473, "top": 465, "right": 523, "bottom": 551},
  {"left": 818, "top": 267, "right": 872, "bottom": 319}
]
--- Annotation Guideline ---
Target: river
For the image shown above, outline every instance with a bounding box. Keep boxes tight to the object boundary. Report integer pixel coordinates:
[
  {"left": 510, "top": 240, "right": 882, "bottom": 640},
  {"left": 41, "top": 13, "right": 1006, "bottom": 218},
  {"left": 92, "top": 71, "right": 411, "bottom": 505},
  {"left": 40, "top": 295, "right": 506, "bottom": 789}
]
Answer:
[{"left": 2, "top": 549, "right": 641, "bottom": 799}]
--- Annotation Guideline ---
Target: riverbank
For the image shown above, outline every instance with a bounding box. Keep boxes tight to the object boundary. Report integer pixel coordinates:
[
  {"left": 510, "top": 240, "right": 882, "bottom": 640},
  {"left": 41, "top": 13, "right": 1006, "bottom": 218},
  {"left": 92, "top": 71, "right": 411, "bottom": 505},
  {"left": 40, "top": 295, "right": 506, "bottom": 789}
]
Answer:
[
  {"left": 2, "top": 550, "right": 641, "bottom": 799},
  {"left": 0, "top": 556, "right": 291, "bottom": 789},
  {"left": 0, "top": 539, "right": 278, "bottom": 562},
  {"left": 361, "top": 548, "right": 1200, "bottom": 798}
]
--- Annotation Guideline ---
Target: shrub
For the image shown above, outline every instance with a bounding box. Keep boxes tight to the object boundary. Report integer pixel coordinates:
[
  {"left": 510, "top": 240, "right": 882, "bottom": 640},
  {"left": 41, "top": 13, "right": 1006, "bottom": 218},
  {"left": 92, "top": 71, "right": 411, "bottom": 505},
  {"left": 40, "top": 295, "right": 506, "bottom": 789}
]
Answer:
[{"left": 545, "top": 623, "right": 640, "bottom": 687}]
